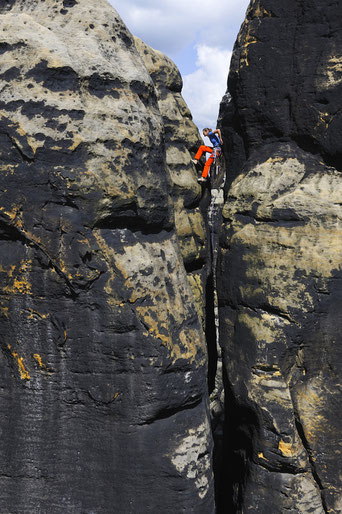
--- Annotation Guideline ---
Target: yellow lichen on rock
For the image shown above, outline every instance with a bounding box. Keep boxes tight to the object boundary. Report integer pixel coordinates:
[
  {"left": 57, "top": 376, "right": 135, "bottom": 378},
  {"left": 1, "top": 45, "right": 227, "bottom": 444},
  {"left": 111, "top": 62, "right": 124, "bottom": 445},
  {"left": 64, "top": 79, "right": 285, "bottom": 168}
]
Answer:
[
  {"left": 2, "top": 261, "right": 32, "bottom": 296},
  {"left": 278, "top": 439, "right": 296, "bottom": 458},
  {"left": 33, "top": 353, "right": 52, "bottom": 374},
  {"left": 7, "top": 344, "right": 30, "bottom": 380}
]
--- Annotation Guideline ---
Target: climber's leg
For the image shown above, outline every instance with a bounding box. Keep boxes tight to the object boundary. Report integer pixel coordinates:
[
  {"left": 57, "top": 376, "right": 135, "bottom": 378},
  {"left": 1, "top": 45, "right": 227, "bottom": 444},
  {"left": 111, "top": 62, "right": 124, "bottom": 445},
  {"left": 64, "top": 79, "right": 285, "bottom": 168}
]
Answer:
[
  {"left": 194, "top": 145, "right": 213, "bottom": 161},
  {"left": 202, "top": 154, "right": 214, "bottom": 178}
]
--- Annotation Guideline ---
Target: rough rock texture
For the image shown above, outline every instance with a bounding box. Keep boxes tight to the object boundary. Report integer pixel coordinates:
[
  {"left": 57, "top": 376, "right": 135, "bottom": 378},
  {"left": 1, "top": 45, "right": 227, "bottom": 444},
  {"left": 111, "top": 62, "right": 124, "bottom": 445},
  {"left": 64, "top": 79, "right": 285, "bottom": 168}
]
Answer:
[
  {"left": 0, "top": 1, "right": 214, "bottom": 512},
  {"left": 134, "top": 37, "right": 207, "bottom": 324},
  {"left": 218, "top": 0, "right": 342, "bottom": 512}
]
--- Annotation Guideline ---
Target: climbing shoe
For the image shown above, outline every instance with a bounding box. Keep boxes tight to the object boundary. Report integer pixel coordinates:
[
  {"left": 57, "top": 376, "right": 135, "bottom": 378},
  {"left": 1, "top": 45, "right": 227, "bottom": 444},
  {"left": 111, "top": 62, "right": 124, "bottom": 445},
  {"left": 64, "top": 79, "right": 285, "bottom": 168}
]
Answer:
[
  {"left": 197, "top": 177, "right": 207, "bottom": 183},
  {"left": 191, "top": 159, "right": 198, "bottom": 164}
]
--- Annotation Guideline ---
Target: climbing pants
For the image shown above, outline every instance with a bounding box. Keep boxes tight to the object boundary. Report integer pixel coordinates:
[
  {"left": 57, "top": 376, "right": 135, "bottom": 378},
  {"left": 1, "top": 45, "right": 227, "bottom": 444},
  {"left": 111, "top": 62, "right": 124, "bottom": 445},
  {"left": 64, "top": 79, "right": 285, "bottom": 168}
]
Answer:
[{"left": 194, "top": 145, "right": 221, "bottom": 178}]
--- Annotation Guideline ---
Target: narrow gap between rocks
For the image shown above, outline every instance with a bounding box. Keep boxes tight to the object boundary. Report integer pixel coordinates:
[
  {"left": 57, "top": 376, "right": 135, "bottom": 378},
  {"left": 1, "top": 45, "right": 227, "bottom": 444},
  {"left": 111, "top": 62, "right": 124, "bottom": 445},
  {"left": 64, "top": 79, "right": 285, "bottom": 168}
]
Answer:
[{"left": 200, "top": 159, "right": 228, "bottom": 512}]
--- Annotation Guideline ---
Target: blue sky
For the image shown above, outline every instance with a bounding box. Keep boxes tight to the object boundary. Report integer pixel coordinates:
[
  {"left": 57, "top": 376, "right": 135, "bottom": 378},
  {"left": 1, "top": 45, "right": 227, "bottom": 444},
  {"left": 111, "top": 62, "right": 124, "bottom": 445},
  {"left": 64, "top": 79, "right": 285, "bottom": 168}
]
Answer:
[{"left": 108, "top": 0, "right": 250, "bottom": 129}]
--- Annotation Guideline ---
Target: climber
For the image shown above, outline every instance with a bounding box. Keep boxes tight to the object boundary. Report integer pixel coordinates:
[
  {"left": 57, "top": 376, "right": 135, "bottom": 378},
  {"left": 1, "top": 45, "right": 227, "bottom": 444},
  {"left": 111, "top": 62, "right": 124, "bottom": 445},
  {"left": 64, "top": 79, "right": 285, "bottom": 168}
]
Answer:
[{"left": 192, "top": 128, "right": 223, "bottom": 183}]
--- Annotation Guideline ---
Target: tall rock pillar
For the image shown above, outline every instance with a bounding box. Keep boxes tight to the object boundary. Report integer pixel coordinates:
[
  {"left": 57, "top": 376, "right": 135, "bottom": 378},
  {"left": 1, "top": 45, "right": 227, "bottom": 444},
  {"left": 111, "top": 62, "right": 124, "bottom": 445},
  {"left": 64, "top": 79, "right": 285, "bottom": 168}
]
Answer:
[
  {"left": 0, "top": 1, "right": 214, "bottom": 512},
  {"left": 219, "top": 0, "right": 342, "bottom": 512}
]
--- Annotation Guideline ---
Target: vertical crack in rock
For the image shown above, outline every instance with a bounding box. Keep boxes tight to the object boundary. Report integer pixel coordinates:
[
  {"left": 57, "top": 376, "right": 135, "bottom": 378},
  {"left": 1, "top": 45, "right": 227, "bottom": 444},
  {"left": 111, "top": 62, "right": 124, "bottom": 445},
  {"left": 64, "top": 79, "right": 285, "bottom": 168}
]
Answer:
[{"left": 200, "top": 163, "right": 227, "bottom": 507}]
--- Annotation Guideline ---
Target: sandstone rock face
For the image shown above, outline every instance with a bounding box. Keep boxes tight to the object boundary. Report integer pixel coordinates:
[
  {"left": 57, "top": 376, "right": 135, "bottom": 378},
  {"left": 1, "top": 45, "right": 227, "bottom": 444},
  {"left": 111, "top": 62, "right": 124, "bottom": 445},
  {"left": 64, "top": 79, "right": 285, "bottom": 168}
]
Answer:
[
  {"left": 0, "top": 1, "right": 214, "bottom": 512},
  {"left": 134, "top": 37, "right": 207, "bottom": 323},
  {"left": 219, "top": 0, "right": 342, "bottom": 512}
]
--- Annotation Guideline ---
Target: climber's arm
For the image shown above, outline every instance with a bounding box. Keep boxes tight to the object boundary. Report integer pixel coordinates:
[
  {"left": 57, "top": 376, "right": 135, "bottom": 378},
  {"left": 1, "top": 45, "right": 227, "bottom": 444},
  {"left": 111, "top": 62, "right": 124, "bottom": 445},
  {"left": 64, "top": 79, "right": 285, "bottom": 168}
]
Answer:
[{"left": 212, "top": 128, "right": 223, "bottom": 144}]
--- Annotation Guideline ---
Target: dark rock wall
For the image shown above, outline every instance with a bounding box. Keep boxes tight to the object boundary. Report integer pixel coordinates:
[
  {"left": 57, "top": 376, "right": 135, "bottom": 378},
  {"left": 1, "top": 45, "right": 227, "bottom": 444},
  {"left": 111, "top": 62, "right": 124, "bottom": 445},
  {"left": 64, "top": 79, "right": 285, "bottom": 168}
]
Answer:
[
  {"left": 221, "top": 0, "right": 342, "bottom": 183},
  {"left": 219, "top": 0, "right": 342, "bottom": 512},
  {"left": 0, "top": 1, "right": 214, "bottom": 512}
]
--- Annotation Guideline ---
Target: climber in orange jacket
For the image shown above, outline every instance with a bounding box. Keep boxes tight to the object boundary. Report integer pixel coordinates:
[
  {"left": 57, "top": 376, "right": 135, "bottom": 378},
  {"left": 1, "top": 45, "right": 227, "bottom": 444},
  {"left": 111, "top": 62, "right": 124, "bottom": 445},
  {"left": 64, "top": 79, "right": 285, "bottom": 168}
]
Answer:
[{"left": 192, "top": 128, "right": 223, "bottom": 183}]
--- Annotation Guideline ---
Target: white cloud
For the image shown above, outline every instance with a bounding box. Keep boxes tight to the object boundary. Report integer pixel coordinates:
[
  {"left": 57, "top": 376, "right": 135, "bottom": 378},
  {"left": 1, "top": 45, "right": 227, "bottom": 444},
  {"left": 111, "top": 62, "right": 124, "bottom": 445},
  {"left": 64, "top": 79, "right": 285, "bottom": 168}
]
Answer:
[
  {"left": 110, "top": 0, "right": 249, "bottom": 55},
  {"left": 124, "top": 5, "right": 195, "bottom": 53},
  {"left": 182, "top": 45, "right": 232, "bottom": 129}
]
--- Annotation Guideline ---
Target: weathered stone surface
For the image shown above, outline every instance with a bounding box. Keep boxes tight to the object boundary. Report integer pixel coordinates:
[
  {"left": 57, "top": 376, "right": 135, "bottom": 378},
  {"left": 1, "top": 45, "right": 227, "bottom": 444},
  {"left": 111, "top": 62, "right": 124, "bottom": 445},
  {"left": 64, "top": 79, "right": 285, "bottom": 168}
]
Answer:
[
  {"left": 0, "top": 1, "right": 214, "bottom": 512},
  {"left": 134, "top": 37, "right": 207, "bottom": 323},
  {"left": 218, "top": 0, "right": 342, "bottom": 512}
]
